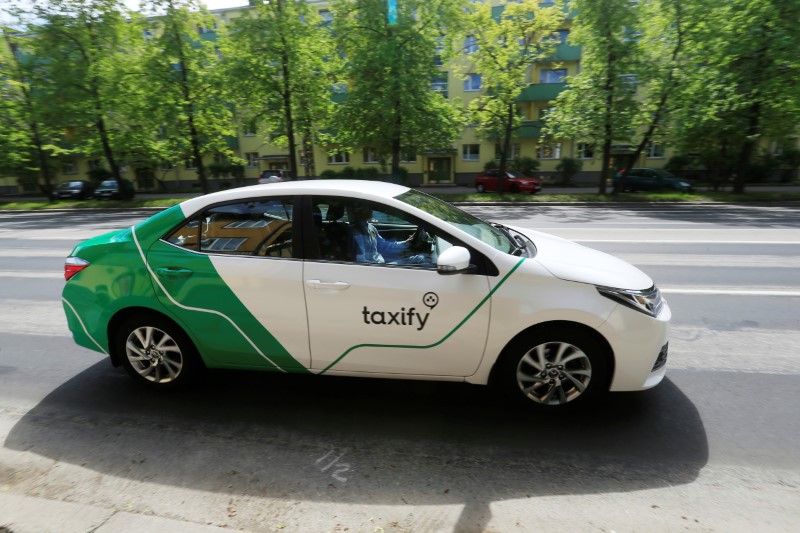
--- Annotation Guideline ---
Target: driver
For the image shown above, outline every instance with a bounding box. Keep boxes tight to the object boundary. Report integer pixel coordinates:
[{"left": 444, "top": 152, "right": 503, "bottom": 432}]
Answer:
[{"left": 350, "top": 204, "right": 429, "bottom": 264}]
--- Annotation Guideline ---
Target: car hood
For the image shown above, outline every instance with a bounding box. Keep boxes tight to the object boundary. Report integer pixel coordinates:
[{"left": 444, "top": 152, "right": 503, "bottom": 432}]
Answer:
[{"left": 510, "top": 226, "right": 653, "bottom": 290}]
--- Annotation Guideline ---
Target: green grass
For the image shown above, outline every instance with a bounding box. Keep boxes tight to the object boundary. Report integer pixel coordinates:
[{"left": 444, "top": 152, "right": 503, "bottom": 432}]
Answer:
[
  {"left": 0, "top": 198, "right": 184, "bottom": 210},
  {"left": 2, "top": 190, "right": 799, "bottom": 211}
]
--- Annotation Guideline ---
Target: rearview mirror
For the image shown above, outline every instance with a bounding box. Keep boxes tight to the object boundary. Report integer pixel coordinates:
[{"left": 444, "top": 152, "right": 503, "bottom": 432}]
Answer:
[{"left": 436, "top": 246, "right": 474, "bottom": 275}]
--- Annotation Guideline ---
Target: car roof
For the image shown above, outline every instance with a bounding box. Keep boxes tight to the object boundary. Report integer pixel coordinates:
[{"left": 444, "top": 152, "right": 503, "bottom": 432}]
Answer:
[{"left": 178, "top": 179, "right": 411, "bottom": 217}]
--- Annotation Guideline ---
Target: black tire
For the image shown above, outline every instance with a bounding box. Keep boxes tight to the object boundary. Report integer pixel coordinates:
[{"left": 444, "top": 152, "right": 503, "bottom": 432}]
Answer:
[
  {"left": 492, "top": 326, "right": 611, "bottom": 410},
  {"left": 116, "top": 314, "right": 202, "bottom": 389},
  {"left": 476, "top": 183, "right": 486, "bottom": 193},
  {"left": 509, "top": 184, "right": 520, "bottom": 194}
]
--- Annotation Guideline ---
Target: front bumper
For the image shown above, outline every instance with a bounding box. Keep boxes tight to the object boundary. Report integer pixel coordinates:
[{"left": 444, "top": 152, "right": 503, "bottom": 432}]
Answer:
[{"left": 598, "top": 300, "right": 671, "bottom": 392}]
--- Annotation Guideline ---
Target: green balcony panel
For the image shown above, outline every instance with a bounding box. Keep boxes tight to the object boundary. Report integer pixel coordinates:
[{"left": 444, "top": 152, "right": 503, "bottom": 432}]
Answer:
[
  {"left": 515, "top": 120, "right": 544, "bottom": 139},
  {"left": 517, "top": 83, "right": 566, "bottom": 102},
  {"left": 550, "top": 43, "right": 581, "bottom": 61}
]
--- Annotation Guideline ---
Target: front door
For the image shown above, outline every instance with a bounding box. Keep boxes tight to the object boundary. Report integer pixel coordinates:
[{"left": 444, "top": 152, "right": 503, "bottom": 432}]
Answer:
[
  {"left": 427, "top": 157, "right": 452, "bottom": 184},
  {"left": 303, "top": 196, "right": 491, "bottom": 377}
]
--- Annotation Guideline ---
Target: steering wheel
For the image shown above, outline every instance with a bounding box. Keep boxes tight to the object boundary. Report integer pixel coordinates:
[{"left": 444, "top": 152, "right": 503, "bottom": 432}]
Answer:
[{"left": 410, "top": 226, "right": 433, "bottom": 253}]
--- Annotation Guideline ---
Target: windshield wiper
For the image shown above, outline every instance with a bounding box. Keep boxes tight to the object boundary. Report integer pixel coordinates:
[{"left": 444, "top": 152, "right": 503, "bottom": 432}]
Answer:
[{"left": 491, "top": 222, "right": 526, "bottom": 256}]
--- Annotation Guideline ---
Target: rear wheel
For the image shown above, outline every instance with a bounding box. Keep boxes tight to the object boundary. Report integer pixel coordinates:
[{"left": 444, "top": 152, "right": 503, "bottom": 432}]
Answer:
[
  {"left": 116, "top": 314, "right": 202, "bottom": 389},
  {"left": 476, "top": 183, "right": 486, "bottom": 193},
  {"left": 494, "top": 327, "right": 611, "bottom": 410}
]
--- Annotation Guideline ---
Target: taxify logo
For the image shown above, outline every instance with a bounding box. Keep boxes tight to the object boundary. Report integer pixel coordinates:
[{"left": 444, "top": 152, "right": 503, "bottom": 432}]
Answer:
[{"left": 361, "top": 292, "right": 439, "bottom": 331}]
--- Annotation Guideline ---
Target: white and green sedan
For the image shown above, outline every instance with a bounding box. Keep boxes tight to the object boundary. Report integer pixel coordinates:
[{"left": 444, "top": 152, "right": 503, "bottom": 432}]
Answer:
[{"left": 62, "top": 180, "right": 670, "bottom": 409}]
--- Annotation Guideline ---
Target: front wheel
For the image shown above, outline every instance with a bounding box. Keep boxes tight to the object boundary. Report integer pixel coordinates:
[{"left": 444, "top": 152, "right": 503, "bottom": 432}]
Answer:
[
  {"left": 116, "top": 315, "right": 202, "bottom": 389},
  {"left": 476, "top": 183, "right": 486, "bottom": 193},
  {"left": 493, "top": 327, "right": 611, "bottom": 410}
]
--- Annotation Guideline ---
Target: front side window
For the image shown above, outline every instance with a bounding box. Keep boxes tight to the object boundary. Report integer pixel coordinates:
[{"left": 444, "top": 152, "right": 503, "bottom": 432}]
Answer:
[
  {"left": 165, "top": 198, "right": 295, "bottom": 258},
  {"left": 398, "top": 190, "right": 516, "bottom": 255},
  {"left": 310, "top": 197, "right": 453, "bottom": 267}
]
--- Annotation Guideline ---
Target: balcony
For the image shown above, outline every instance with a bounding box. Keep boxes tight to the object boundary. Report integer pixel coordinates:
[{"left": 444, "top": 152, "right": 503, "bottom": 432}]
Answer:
[{"left": 516, "top": 82, "right": 567, "bottom": 102}]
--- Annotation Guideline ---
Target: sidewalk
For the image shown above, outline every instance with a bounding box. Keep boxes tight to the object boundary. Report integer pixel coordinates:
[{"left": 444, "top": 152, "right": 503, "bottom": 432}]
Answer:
[{"left": 0, "top": 492, "right": 241, "bottom": 533}]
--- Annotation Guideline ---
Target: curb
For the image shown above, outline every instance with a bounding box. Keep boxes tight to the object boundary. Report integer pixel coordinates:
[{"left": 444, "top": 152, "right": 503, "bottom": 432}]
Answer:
[{"left": 0, "top": 492, "right": 241, "bottom": 533}]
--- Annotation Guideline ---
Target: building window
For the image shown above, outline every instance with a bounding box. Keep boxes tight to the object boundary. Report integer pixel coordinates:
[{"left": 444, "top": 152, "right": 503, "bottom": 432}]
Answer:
[
  {"left": 647, "top": 143, "right": 665, "bottom": 158},
  {"left": 328, "top": 149, "right": 350, "bottom": 164},
  {"left": 537, "top": 143, "right": 561, "bottom": 160},
  {"left": 61, "top": 161, "right": 78, "bottom": 175},
  {"left": 88, "top": 159, "right": 103, "bottom": 170},
  {"left": 463, "top": 144, "right": 480, "bottom": 161},
  {"left": 243, "top": 121, "right": 257, "bottom": 136},
  {"left": 161, "top": 162, "right": 175, "bottom": 171},
  {"left": 245, "top": 152, "right": 260, "bottom": 167},
  {"left": 434, "top": 37, "right": 445, "bottom": 66},
  {"left": 464, "top": 74, "right": 482, "bottom": 92},
  {"left": 401, "top": 148, "right": 417, "bottom": 163},
  {"left": 464, "top": 35, "right": 478, "bottom": 54},
  {"left": 577, "top": 143, "right": 595, "bottom": 159},
  {"left": 620, "top": 74, "right": 638, "bottom": 92},
  {"left": 432, "top": 73, "right": 448, "bottom": 98},
  {"left": 537, "top": 106, "right": 553, "bottom": 120},
  {"left": 540, "top": 69, "right": 567, "bottom": 84},
  {"left": 495, "top": 143, "right": 521, "bottom": 161},
  {"left": 185, "top": 159, "right": 197, "bottom": 170},
  {"left": 364, "top": 148, "right": 380, "bottom": 164}
]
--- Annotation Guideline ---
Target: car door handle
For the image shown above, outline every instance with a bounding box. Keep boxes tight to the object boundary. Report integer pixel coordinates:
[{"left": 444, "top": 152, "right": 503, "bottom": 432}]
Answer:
[
  {"left": 305, "top": 279, "right": 350, "bottom": 290},
  {"left": 155, "top": 267, "right": 193, "bottom": 279}
]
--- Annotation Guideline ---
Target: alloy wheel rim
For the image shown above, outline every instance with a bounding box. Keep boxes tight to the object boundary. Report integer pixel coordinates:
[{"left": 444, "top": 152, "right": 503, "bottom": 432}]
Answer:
[
  {"left": 125, "top": 326, "right": 183, "bottom": 383},
  {"left": 516, "top": 341, "right": 592, "bottom": 405}
]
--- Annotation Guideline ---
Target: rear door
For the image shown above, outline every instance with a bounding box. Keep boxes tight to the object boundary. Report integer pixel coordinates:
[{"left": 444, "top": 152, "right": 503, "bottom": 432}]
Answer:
[{"left": 147, "top": 196, "right": 310, "bottom": 372}]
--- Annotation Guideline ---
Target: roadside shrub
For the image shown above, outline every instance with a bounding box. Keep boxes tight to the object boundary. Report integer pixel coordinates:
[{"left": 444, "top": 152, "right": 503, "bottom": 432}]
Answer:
[
  {"left": 508, "top": 156, "right": 540, "bottom": 177},
  {"left": 555, "top": 157, "right": 582, "bottom": 186}
]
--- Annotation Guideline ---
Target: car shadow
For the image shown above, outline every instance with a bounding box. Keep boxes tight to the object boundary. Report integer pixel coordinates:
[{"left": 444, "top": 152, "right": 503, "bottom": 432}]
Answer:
[{"left": 6, "top": 363, "right": 708, "bottom": 530}]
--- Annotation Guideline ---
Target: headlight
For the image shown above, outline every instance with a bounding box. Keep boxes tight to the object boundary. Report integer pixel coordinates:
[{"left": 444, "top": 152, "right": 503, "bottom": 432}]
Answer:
[{"left": 596, "top": 285, "right": 664, "bottom": 317}]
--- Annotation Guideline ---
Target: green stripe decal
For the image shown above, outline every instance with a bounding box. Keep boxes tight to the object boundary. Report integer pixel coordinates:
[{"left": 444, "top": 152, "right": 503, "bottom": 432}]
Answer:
[{"left": 319, "top": 257, "right": 527, "bottom": 375}]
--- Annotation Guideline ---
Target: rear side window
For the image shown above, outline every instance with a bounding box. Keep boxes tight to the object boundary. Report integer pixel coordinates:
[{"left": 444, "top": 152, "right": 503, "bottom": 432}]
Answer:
[{"left": 164, "top": 198, "right": 294, "bottom": 257}]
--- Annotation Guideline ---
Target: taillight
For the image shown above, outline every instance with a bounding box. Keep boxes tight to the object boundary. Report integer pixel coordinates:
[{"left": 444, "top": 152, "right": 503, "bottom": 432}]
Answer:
[{"left": 65, "top": 257, "right": 90, "bottom": 280}]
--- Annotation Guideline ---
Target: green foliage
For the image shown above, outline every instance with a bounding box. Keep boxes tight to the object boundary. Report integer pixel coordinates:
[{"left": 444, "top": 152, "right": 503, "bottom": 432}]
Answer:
[
  {"left": 461, "top": 0, "right": 565, "bottom": 181},
  {"left": 139, "top": 0, "right": 235, "bottom": 194},
  {"left": 87, "top": 168, "right": 113, "bottom": 183},
  {"left": 668, "top": 0, "right": 800, "bottom": 192},
  {"left": 483, "top": 160, "right": 498, "bottom": 171},
  {"left": 222, "top": 0, "right": 336, "bottom": 179},
  {"left": 319, "top": 166, "right": 381, "bottom": 180},
  {"left": 330, "top": 0, "right": 467, "bottom": 176}
]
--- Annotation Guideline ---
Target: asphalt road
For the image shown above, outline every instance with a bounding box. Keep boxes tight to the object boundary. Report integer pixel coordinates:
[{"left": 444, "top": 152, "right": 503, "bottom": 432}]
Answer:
[{"left": 1, "top": 203, "right": 799, "bottom": 532}]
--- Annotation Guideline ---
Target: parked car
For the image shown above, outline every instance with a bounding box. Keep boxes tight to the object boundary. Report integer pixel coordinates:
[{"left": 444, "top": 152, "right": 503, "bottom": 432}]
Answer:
[
  {"left": 258, "top": 169, "right": 291, "bottom": 184},
  {"left": 61, "top": 180, "right": 670, "bottom": 410},
  {"left": 475, "top": 169, "right": 542, "bottom": 194},
  {"left": 50, "top": 180, "right": 94, "bottom": 200},
  {"left": 614, "top": 168, "right": 693, "bottom": 192},
  {"left": 93, "top": 179, "right": 136, "bottom": 200}
]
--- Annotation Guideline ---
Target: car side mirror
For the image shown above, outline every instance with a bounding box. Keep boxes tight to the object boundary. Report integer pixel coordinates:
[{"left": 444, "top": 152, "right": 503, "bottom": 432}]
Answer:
[{"left": 437, "top": 246, "right": 475, "bottom": 275}]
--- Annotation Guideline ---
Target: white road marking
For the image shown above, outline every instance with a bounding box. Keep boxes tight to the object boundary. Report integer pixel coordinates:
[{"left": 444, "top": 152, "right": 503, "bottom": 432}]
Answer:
[{"left": 0, "top": 271, "right": 62, "bottom": 278}]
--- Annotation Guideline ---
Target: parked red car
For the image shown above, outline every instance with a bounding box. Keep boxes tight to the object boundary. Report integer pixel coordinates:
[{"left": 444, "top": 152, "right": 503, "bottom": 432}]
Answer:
[{"left": 475, "top": 170, "right": 542, "bottom": 194}]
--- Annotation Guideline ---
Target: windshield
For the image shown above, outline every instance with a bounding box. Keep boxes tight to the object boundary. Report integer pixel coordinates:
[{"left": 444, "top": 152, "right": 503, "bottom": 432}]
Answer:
[{"left": 397, "top": 189, "right": 515, "bottom": 254}]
